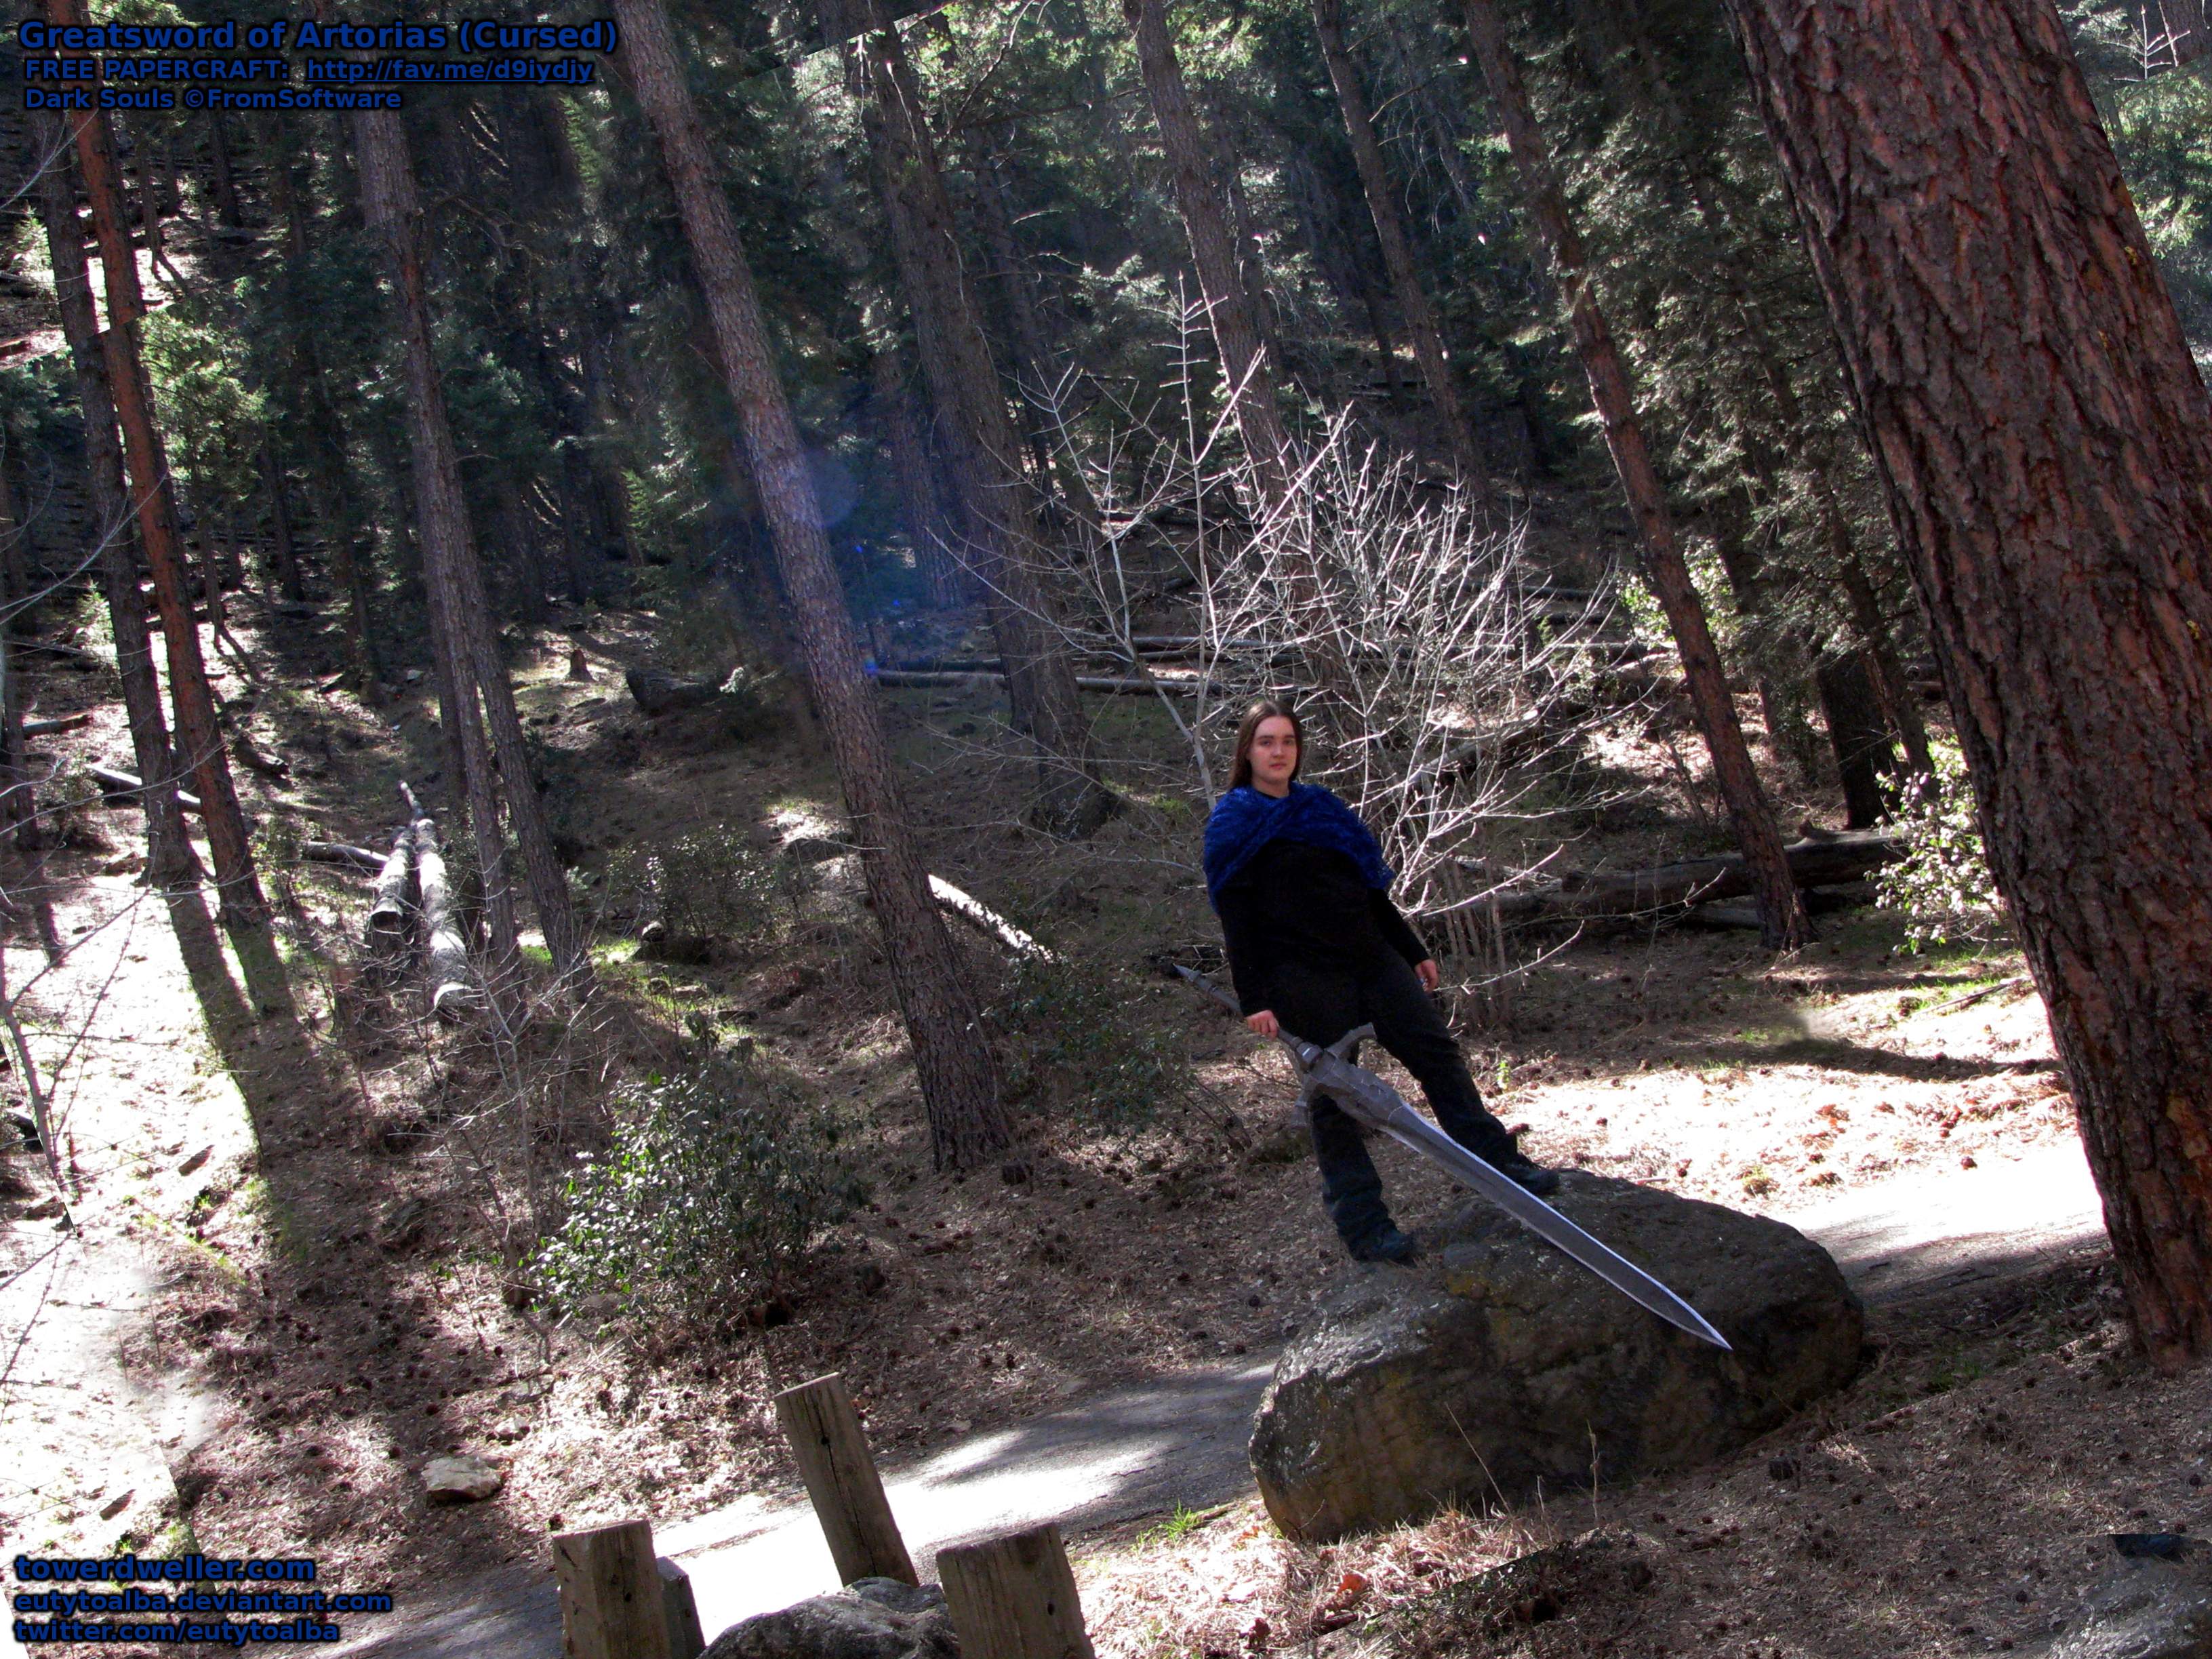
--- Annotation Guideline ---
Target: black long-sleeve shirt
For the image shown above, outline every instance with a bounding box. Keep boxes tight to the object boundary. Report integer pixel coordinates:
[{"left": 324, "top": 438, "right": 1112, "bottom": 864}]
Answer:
[{"left": 1215, "top": 838, "right": 1430, "bottom": 1016}]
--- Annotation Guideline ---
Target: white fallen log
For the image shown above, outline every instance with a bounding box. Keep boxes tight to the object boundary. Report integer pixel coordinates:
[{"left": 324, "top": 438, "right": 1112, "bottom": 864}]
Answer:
[
  {"left": 929, "top": 876, "right": 1053, "bottom": 961},
  {"left": 415, "top": 826, "right": 477, "bottom": 1020},
  {"left": 303, "top": 841, "right": 384, "bottom": 873},
  {"left": 366, "top": 824, "right": 415, "bottom": 955}
]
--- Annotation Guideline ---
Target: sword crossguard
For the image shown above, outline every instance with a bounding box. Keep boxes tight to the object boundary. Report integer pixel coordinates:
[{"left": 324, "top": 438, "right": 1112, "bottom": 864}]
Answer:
[{"left": 1285, "top": 1025, "right": 1377, "bottom": 1118}]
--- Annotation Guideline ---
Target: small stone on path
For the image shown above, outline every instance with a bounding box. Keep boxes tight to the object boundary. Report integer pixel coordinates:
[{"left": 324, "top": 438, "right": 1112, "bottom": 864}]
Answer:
[{"left": 422, "top": 1454, "right": 503, "bottom": 1503}]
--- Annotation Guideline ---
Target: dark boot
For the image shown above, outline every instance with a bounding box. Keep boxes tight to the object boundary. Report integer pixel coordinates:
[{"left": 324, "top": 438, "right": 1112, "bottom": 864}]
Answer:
[{"left": 1348, "top": 1223, "right": 1420, "bottom": 1264}]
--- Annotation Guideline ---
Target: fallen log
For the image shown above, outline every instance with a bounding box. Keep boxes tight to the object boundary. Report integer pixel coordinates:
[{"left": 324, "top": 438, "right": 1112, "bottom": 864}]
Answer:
[
  {"left": 17, "top": 640, "right": 102, "bottom": 668},
  {"left": 230, "top": 729, "right": 290, "bottom": 778},
  {"left": 1489, "top": 831, "right": 1904, "bottom": 926},
  {"left": 872, "top": 668, "right": 1222, "bottom": 698},
  {"left": 22, "top": 715, "right": 89, "bottom": 738},
  {"left": 88, "top": 763, "right": 202, "bottom": 815},
  {"left": 625, "top": 667, "right": 721, "bottom": 716},
  {"left": 303, "top": 841, "right": 383, "bottom": 873},
  {"left": 929, "top": 876, "right": 1053, "bottom": 961},
  {"left": 416, "top": 826, "right": 477, "bottom": 1020},
  {"left": 367, "top": 824, "right": 415, "bottom": 957}
]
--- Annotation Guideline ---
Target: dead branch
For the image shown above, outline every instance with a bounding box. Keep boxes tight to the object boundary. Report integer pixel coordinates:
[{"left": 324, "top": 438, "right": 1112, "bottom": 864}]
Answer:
[{"left": 929, "top": 875, "right": 1053, "bottom": 961}]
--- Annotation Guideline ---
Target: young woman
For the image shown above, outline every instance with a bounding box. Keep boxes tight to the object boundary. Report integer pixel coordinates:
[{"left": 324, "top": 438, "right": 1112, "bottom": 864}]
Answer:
[{"left": 1204, "top": 699, "right": 1557, "bottom": 1264}]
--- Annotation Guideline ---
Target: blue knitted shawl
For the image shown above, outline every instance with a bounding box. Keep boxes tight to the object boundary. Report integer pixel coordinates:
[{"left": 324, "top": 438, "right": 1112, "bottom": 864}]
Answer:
[{"left": 1203, "top": 783, "right": 1394, "bottom": 911}]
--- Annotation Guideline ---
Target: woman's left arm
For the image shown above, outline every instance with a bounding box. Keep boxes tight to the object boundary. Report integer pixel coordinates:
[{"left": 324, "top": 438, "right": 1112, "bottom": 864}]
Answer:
[{"left": 1368, "top": 888, "right": 1435, "bottom": 982}]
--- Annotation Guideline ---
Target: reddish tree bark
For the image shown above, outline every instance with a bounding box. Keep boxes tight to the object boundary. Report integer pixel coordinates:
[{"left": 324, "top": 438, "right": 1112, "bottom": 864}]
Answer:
[
  {"left": 1312, "top": 0, "right": 1485, "bottom": 481},
  {"left": 1718, "top": 0, "right": 2212, "bottom": 1367},
  {"left": 28, "top": 109, "right": 202, "bottom": 904},
  {"left": 612, "top": 0, "right": 1012, "bottom": 1170},
  {"left": 1460, "top": 0, "right": 1810, "bottom": 949},
  {"left": 47, "top": 0, "right": 293, "bottom": 1013}
]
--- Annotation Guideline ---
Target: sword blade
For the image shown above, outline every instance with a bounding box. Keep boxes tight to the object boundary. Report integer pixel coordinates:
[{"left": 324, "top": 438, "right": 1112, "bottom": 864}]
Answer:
[{"left": 1298, "top": 1046, "right": 1733, "bottom": 1351}]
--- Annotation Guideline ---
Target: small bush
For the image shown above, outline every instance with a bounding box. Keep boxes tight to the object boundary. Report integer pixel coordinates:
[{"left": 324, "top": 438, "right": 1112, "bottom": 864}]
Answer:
[
  {"left": 601, "top": 824, "right": 784, "bottom": 945},
  {"left": 533, "top": 1062, "right": 862, "bottom": 1326},
  {"left": 1874, "top": 754, "right": 2010, "bottom": 952},
  {"left": 988, "top": 956, "right": 1186, "bottom": 1130}
]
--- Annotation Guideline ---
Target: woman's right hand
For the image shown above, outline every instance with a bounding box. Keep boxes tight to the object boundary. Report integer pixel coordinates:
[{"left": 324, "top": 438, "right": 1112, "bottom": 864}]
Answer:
[{"left": 1246, "top": 1010, "right": 1280, "bottom": 1037}]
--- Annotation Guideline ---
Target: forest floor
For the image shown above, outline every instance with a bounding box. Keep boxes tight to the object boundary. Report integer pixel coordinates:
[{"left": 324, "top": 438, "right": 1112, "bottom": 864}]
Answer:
[{"left": 0, "top": 577, "right": 2186, "bottom": 1659}]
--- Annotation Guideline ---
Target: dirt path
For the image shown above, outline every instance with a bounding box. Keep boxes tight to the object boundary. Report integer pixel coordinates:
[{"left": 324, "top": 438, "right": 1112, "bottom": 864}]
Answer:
[{"left": 323, "top": 1140, "right": 2108, "bottom": 1658}]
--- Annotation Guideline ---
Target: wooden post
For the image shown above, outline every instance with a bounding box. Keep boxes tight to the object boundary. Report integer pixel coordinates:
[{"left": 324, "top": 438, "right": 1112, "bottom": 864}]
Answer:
[
  {"left": 938, "top": 1523, "right": 1095, "bottom": 1659},
  {"left": 772, "top": 1372, "right": 917, "bottom": 1586},
  {"left": 656, "top": 1557, "right": 705, "bottom": 1659},
  {"left": 550, "top": 1519, "right": 671, "bottom": 1659}
]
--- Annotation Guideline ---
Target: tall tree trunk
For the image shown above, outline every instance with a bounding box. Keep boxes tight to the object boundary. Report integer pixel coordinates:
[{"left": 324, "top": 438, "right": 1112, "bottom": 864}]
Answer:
[
  {"left": 1460, "top": 0, "right": 1810, "bottom": 949},
  {"left": 1312, "top": 0, "right": 1485, "bottom": 480},
  {"left": 868, "top": 333, "right": 967, "bottom": 606},
  {"left": 259, "top": 437, "right": 305, "bottom": 604},
  {"left": 0, "top": 466, "right": 60, "bottom": 955},
  {"left": 839, "top": 0, "right": 1115, "bottom": 837},
  {"left": 612, "top": 0, "right": 1013, "bottom": 1170},
  {"left": 1123, "top": 0, "right": 1293, "bottom": 506},
  {"left": 271, "top": 152, "right": 378, "bottom": 683},
  {"left": 29, "top": 108, "right": 203, "bottom": 905},
  {"left": 1592, "top": 0, "right": 1936, "bottom": 782},
  {"left": 206, "top": 108, "right": 244, "bottom": 228},
  {"left": 0, "top": 459, "right": 31, "bottom": 639},
  {"left": 127, "top": 116, "right": 167, "bottom": 273},
  {"left": 0, "top": 630, "right": 62, "bottom": 961},
  {"left": 47, "top": 7, "right": 294, "bottom": 1013},
  {"left": 1719, "top": 0, "right": 2212, "bottom": 1367},
  {"left": 348, "top": 106, "right": 590, "bottom": 995},
  {"left": 968, "top": 140, "right": 1110, "bottom": 542},
  {"left": 1813, "top": 652, "right": 1897, "bottom": 829},
  {"left": 348, "top": 116, "right": 521, "bottom": 1006}
]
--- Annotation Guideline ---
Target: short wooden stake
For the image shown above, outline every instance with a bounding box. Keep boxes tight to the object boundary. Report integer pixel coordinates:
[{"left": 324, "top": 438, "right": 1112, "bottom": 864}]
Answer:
[
  {"left": 658, "top": 1557, "right": 705, "bottom": 1659},
  {"left": 773, "top": 1372, "right": 917, "bottom": 1586},
  {"left": 938, "top": 1523, "right": 1095, "bottom": 1659},
  {"left": 550, "top": 1518, "right": 672, "bottom": 1659}
]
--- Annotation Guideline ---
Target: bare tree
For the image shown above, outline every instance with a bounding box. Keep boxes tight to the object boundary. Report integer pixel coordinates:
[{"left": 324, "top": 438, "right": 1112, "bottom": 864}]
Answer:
[
  {"left": 611, "top": 0, "right": 1012, "bottom": 1169},
  {"left": 1459, "top": 0, "right": 1811, "bottom": 951},
  {"left": 1718, "top": 0, "right": 2212, "bottom": 1367}
]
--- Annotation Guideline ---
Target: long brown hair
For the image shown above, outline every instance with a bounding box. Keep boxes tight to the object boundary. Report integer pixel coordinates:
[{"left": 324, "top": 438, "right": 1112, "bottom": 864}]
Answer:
[{"left": 1230, "top": 698, "right": 1304, "bottom": 791}]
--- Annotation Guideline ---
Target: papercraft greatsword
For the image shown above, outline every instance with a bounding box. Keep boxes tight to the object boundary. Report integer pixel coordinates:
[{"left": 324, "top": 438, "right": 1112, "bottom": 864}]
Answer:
[{"left": 1173, "top": 965, "right": 1731, "bottom": 1351}]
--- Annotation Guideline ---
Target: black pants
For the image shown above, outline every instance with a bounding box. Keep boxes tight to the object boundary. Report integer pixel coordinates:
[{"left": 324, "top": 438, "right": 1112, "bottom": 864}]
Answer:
[{"left": 1267, "top": 953, "right": 1517, "bottom": 1248}]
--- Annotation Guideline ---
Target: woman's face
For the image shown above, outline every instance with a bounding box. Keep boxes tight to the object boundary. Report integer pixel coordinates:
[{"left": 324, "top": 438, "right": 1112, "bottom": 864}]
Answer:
[{"left": 1248, "top": 716, "right": 1300, "bottom": 795}]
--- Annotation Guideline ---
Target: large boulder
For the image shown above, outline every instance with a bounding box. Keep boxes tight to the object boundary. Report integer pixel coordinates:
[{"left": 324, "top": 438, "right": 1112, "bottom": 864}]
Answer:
[
  {"left": 2049, "top": 1536, "right": 2212, "bottom": 1659},
  {"left": 703, "top": 1578, "right": 958, "bottom": 1659},
  {"left": 1249, "top": 1174, "right": 1864, "bottom": 1541}
]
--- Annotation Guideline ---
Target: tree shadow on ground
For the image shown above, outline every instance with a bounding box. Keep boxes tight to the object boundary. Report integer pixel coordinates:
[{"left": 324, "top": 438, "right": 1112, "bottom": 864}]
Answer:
[{"left": 162, "top": 906, "right": 544, "bottom": 1587}]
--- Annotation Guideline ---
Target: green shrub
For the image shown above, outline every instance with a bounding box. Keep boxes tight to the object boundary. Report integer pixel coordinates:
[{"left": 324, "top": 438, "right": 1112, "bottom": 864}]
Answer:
[
  {"left": 1874, "top": 754, "right": 2010, "bottom": 952},
  {"left": 602, "top": 824, "right": 783, "bottom": 944},
  {"left": 534, "top": 1062, "right": 862, "bottom": 1325},
  {"left": 988, "top": 956, "right": 1186, "bottom": 1130}
]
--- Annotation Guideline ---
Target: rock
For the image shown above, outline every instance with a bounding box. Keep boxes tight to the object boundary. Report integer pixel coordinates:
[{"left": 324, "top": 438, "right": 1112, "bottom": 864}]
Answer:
[
  {"left": 2048, "top": 1536, "right": 2212, "bottom": 1659},
  {"left": 421, "top": 1454, "right": 503, "bottom": 1504},
  {"left": 702, "top": 1578, "right": 958, "bottom": 1659},
  {"left": 1248, "top": 1174, "right": 1863, "bottom": 1541}
]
